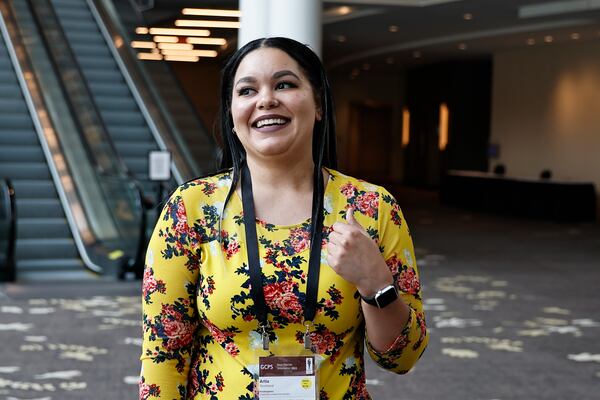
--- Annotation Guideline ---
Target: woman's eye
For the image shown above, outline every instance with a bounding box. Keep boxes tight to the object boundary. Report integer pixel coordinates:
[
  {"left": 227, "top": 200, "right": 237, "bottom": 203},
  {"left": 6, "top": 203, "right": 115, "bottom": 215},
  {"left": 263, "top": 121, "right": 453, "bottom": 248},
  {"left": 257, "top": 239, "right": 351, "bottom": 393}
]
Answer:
[
  {"left": 237, "top": 87, "right": 254, "bottom": 96},
  {"left": 276, "top": 81, "right": 296, "bottom": 90}
]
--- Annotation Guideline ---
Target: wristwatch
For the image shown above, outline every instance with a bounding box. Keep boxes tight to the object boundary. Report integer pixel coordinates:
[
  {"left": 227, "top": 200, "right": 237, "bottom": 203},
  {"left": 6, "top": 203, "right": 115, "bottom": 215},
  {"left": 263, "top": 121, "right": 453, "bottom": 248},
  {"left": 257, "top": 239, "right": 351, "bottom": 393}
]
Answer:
[{"left": 360, "top": 283, "right": 399, "bottom": 308}]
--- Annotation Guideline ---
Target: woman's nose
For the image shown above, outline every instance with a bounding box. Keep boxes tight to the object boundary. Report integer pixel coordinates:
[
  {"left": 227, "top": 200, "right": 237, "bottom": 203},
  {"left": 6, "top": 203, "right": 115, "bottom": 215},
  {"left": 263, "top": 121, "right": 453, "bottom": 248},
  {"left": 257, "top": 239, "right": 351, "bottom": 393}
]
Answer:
[{"left": 257, "top": 91, "right": 279, "bottom": 109}]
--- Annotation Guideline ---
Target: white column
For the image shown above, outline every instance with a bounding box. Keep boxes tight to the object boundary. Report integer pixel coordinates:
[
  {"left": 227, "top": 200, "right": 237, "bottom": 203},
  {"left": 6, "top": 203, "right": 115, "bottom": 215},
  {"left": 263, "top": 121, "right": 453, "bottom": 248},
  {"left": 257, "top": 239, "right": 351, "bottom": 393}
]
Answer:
[
  {"left": 238, "top": 0, "right": 322, "bottom": 57},
  {"left": 238, "top": 0, "right": 269, "bottom": 50},
  {"left": 269, "top": 0, "right": 321, "bottom": 57}
]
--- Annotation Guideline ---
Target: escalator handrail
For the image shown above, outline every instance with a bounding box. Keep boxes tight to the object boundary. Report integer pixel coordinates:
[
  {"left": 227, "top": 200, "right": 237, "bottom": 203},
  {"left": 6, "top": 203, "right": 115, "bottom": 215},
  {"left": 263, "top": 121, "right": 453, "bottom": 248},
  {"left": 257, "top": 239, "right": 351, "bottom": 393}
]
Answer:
[
  {"left": 26, "top": 0, "right": 132, "bottom": 178},
  {"left": 0, "top": 178, "right": 16, "bottom": 282},
  {"left": 0, "top": 1, "right": 104, "bottom": 273},
  {"left": 85, "top": 0, "right": 186, "bottom": 184},
  {"left": 23, "top": 0, "right": 155, "bottom": 271}
]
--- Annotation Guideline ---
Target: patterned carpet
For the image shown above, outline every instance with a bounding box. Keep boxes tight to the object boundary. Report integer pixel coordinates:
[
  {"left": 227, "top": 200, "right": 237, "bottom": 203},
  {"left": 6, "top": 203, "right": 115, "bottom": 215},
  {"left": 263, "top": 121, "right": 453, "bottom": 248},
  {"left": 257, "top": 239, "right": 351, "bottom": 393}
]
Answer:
[{"left": 1, "top": 192, "right": 599, "bottom": 399}]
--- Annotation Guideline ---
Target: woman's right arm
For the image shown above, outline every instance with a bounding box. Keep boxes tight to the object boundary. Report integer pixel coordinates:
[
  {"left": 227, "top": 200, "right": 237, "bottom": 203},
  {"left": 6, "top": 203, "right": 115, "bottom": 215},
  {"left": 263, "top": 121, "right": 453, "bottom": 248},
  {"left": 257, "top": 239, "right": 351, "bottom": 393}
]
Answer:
[{"left": 140, "top": 188, "right": 201, "bottom": 400}]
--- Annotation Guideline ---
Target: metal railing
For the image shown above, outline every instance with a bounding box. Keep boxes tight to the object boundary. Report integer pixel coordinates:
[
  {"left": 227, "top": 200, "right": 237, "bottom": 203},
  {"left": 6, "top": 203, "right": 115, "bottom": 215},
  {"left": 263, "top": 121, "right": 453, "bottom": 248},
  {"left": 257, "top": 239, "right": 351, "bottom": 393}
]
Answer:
[{"left": 0, "top": 178, "right": 16, "bottom": 282}]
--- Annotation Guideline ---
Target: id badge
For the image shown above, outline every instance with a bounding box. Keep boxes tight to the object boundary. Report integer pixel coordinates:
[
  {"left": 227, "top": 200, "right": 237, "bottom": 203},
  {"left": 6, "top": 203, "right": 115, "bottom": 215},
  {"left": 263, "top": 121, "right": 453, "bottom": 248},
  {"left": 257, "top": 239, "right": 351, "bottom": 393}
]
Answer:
[{"left": 258, "top": 356, "right": 317, "bottom": 400}]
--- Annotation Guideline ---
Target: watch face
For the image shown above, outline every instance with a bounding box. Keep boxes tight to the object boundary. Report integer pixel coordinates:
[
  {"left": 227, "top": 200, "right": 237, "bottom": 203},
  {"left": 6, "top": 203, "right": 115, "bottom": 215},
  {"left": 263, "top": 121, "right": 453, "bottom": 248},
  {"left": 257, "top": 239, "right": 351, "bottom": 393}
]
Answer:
[{"left": 375, "top": 285, "right": 399, "bottom": 308}]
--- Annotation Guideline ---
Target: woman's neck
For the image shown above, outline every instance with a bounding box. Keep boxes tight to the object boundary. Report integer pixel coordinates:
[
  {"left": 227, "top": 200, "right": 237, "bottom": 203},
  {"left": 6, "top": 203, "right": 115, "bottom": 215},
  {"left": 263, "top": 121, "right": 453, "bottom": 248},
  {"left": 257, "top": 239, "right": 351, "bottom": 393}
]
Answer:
[
  {"left": 238, "top": 157, "right": 320, "bottom": 226},
  {"left": 245, "top": 157, "right": 315, "bottom": 192}
]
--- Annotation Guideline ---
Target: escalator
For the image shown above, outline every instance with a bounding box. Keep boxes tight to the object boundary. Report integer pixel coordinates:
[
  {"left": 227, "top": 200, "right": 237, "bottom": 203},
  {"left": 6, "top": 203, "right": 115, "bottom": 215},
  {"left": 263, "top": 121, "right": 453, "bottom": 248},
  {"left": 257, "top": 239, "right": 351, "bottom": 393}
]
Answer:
[
  {"left": 49, "top": 0, "right": 186, "bottom": 194},
  {"left": 1, "top": 0, "right": 152, "bottom": 281},
  {"left": 105, "top": 0, "right": 217, "bottom": 172},
  {"left": 1, "top": 0, "right": 216, "bottom": 281},
  {"left": 0, "top": 21, "right": 85, "bottom": 279}
]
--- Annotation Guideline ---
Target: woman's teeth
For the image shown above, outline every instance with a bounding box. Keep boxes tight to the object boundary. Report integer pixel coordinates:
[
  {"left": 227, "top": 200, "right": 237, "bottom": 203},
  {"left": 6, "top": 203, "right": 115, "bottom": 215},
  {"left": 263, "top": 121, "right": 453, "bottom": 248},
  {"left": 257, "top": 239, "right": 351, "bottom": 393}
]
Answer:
[{"left": 256, "top": 118, "right": 287, "bottom": 128}]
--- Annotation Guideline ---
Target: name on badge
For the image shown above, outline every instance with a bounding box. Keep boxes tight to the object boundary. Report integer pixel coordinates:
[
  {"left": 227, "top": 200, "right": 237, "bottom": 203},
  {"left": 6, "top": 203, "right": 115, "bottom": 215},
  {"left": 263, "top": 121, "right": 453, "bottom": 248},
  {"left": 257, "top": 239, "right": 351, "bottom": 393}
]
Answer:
[{"left": 258, "top": 356, "right": 317, "bottom": 400}]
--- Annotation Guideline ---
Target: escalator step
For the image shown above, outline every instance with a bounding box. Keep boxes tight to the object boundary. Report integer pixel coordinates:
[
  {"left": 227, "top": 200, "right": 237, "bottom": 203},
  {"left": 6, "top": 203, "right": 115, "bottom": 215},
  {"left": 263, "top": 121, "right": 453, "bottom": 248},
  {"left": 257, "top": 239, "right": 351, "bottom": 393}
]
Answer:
[
  {"left": 18, "top": 258, "right": 85, "bottom": 271},
  {"left": 0, "top": 162, "right": 51, "bottom": 180},
  {"left": 16, "top": 198, "right": 63, "bottom": 218},
  {"left": 0, "top": 145, "right": 45, "bottom": 162},
  {"left": 0, "top": 131, "right": 40, "bottom": 146},
  {"left": 18, "top": 218, "right": 71, "bottom": 239},
  {"left": 11, "top": 180, "right": 57, "bottom": 198},
  {"left": 16, "top": 238, "right": 79, "bottom": 260}
]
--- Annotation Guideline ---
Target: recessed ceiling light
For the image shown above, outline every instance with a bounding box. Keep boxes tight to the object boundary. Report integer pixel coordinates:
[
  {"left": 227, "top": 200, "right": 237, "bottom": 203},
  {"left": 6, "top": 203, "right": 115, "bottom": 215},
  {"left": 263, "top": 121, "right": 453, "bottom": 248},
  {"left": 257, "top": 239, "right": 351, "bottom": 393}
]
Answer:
[
  {"left": 526, "top": 38, "right": 536, "bottom": 45},
  {"left": 338, "top": 6, "right": 352, "bottom": 15},
  {"left": 175, "top": 19, "right": 240, "bottom": 29},
  {"left": 571, "top": 32, "right": 580, "bottom": 40},
  {"left": 463, "top": 13, "right": 473, "bottom": 20},
  {"left": 389, "top": 25, "right": 399, "bottom": 33},
  {"left": 458, "top": 43, "right": 468, "bottom": 50},
  {"left": 336, "top": 35, "right": 347, "bottom": 43},
  {"left": 413, "top": 50, "right": 422, "bottom": 58},
  {"left": 182, "top": 8, "right": 241, "bottom": 17},
  {"left": 386, "top": 57, "right": 395, "bottom": 64},
  {"left": 544, "top": 35, "right": 553, "bottom": 43}
]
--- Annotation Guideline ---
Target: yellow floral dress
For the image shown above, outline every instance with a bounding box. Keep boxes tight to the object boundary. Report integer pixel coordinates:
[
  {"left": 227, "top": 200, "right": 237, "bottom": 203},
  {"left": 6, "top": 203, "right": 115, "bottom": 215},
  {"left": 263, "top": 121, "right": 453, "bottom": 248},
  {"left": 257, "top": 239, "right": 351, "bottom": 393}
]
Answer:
[{"left": 140, "top": 168, "right": 428, "bottom": 400}]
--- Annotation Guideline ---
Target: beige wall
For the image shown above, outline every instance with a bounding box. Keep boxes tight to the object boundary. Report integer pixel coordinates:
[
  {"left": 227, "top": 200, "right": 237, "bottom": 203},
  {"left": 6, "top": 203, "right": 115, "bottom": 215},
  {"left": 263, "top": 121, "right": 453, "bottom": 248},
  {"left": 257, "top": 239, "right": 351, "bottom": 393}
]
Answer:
[{"left": 490, "top": 41, "right": 600, "bottom": 189}]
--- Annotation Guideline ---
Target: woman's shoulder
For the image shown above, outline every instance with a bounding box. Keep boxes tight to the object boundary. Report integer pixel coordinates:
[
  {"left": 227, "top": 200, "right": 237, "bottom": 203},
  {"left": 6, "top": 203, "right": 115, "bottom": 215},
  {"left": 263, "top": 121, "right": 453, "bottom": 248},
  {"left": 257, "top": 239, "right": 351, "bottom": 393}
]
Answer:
[
  {"left": 326, "top": 169, "right": 400, "bottom": 221},
  {"left": 175, "top": 169, "right": 233, "bottom": 201},
  {"left": 326, "top": 168, "right": 389, "bottom": 196}
]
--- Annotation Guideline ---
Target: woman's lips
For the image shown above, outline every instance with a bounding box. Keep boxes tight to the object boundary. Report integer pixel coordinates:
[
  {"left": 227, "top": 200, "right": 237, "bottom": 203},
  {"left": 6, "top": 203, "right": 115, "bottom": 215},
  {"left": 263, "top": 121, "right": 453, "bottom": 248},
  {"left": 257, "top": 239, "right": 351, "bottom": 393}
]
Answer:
[
  {"left": 253, "top": 119, "right": 291, "bottom": 133},
  {"left": 251, "top": 115, "right": 291, "bottom": 133}
]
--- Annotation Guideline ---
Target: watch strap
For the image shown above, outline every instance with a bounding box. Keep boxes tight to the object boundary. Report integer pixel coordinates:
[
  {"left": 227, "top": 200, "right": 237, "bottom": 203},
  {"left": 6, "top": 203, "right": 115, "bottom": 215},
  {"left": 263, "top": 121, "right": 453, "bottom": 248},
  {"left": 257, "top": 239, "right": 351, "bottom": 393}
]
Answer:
[{"left": 360, "top": 283, "right": 399, "bottom": 308}]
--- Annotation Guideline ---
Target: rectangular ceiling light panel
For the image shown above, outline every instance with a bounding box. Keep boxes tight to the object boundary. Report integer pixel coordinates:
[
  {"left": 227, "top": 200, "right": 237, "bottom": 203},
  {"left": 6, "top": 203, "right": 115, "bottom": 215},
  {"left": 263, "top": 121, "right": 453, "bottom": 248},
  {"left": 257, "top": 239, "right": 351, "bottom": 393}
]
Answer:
[{"left": 519, "top": 0, "right": 600, "bottom": 18}]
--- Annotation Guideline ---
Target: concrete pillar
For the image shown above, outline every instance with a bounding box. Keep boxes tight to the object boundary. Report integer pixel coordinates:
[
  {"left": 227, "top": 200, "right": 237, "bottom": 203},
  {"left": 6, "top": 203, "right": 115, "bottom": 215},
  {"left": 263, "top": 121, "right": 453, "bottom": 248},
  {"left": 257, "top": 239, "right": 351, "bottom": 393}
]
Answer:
[
  {"left": 238, "top": 0, "right": 322, "bottom": 57},
  {"left": 238, "top": 0, "right": 269, "bottom": 50}
]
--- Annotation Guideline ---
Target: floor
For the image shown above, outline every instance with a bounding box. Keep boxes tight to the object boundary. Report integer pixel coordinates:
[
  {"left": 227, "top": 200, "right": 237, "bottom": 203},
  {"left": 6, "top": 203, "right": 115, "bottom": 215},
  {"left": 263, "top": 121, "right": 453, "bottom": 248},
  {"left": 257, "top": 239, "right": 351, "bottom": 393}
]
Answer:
[{"left": 1, "top": 188, "right": 599, "bottom": 399}]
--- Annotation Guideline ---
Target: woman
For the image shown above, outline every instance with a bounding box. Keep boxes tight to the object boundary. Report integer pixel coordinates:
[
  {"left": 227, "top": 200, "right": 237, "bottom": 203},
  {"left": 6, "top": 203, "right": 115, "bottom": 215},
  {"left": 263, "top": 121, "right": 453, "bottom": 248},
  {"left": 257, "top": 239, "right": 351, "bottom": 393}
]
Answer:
[{"left": 140, "top": 37, "right": 428, "bottom": 400}]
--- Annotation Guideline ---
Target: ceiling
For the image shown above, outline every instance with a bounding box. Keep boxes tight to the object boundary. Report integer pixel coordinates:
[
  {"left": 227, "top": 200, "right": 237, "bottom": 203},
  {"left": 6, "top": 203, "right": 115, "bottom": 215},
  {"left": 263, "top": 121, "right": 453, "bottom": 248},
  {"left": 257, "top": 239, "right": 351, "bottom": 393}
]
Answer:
[{"left": 141, "top": 0, "right": 600, "bottom": 75}]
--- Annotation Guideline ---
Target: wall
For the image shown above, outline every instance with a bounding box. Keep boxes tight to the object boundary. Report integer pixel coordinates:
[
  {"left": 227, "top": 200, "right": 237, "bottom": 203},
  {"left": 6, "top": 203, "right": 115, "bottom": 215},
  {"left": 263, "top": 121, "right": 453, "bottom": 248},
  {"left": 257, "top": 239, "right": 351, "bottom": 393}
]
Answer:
[
  {"left": 329, "top": 71, "right": 406, "bottom": 183},
  {"left": 170, "top": 59, "right": 222, "bottom": 136},
  {"left": 490, "top": 41, "right": 600, "bottom": 189},
  {"left": 405, "top": 60, "right": 492, "bottom": 187}
]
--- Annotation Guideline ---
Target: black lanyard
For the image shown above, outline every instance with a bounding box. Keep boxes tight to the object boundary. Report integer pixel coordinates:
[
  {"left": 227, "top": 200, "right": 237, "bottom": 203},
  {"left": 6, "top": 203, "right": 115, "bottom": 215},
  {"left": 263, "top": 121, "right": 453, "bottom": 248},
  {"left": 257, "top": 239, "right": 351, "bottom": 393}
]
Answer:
[{"left": 240, "top": 162, "right": 323, "bottom": 349}]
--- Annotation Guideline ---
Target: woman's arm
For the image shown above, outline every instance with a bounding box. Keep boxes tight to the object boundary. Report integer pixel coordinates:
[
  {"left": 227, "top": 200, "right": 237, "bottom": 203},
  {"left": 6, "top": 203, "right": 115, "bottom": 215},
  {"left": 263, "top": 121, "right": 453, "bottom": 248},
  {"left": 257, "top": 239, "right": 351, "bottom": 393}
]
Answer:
[
  {"left": 140, "top": 188, "right": 201, "bottom": 399},
  {"left": 326, "top": 188, "right": 428, "bottom": 373}
]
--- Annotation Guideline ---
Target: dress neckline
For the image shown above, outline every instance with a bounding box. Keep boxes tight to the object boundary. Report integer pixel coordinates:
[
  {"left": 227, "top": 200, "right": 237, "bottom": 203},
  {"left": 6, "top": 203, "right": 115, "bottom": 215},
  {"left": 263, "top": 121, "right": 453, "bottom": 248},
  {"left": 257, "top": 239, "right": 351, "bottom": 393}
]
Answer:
[{"left": 232, "top": 168, "right": 333, "bottom": 230}]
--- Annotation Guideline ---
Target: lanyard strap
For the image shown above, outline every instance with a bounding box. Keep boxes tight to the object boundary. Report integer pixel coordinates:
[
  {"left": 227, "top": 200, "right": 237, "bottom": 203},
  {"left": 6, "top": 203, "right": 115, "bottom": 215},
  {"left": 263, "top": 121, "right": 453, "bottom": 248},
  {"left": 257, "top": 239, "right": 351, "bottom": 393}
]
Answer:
[{"left": 240, "top": 162, "right": 324, "bottom": 327}]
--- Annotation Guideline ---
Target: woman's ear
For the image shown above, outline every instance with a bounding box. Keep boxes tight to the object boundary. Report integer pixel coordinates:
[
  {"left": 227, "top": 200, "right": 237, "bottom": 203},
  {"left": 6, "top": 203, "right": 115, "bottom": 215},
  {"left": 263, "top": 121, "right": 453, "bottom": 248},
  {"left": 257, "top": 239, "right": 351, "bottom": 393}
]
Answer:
[{"left": 316, "top": 107, "right": 323, "bottom": 122}]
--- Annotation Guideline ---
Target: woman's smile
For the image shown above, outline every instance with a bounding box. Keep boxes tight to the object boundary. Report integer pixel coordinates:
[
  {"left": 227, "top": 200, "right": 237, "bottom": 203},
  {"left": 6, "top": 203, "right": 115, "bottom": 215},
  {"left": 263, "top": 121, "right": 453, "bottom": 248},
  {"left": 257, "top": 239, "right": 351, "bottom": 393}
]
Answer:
[{"left": 252, "top": 114, "right": 291, "bottom": 132}]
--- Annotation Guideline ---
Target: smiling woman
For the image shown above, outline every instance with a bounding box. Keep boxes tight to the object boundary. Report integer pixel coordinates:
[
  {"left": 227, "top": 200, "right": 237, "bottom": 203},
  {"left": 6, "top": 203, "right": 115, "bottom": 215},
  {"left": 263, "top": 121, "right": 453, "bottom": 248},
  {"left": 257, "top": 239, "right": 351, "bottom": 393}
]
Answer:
[{"left": 140, "top": 37, "right": 428, "bottom": 400}]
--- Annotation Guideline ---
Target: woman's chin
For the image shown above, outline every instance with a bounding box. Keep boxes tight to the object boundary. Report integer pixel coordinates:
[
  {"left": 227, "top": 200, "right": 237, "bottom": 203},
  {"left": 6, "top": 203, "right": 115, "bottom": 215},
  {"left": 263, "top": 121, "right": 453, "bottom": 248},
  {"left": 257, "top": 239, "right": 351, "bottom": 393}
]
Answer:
[{"left": 248, "top": 139, "right": 308, "bottom": 160}]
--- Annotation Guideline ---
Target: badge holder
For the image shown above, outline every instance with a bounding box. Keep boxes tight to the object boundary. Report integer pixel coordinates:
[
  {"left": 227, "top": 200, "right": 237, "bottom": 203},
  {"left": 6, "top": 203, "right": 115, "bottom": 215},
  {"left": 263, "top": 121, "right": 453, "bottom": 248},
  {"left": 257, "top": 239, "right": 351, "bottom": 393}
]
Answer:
[{"left": 259, "top": 354, "right": 317, "bottom": 400}]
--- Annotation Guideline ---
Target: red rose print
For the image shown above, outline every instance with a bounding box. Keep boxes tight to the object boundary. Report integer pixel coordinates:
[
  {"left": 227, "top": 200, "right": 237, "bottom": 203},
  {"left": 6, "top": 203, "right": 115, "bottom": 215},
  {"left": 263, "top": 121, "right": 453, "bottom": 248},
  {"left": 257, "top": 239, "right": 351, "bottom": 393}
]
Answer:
[
  {"left": 224, "top": 341, "right": 240, "bottom": 357},
  {"left": 355, "top": 191, "right": 378, "bottom": 217},
  {"left": 341, "top": 182, "right": 357, "bottom": 198},
  {"left": 398, "top": 268, "right": 420, "bottom": 294},
  {"left": 385, "top": 255, "right": 401, "bottom": 276},
  {"left": 290, "top": 227, "right": 311, "bottom": 253}
]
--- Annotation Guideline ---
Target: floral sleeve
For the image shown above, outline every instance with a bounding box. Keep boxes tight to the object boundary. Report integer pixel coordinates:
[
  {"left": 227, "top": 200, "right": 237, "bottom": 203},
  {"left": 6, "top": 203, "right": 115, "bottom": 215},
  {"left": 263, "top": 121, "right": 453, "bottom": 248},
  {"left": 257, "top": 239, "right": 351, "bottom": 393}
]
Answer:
[
  {"left": 140, "top": 188, "right": 201, "bottom": 399},
  {"left": 365, "top": 187, "right": 429, "bottom": 374}
]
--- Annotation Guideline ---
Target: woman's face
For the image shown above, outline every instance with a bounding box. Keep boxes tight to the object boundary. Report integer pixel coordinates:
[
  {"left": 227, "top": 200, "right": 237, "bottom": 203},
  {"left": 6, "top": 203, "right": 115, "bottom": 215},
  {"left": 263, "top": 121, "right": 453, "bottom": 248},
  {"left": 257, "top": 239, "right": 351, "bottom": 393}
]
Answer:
[{"left": 230, "top": 47, "right": 321, "bottom": 164}]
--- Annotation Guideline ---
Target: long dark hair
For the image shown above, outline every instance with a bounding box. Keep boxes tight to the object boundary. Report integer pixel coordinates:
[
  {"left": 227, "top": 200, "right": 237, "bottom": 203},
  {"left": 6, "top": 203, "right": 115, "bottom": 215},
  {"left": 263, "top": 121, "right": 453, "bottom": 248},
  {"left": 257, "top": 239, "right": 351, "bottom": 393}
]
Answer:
[{"left": 217, "top": 37, "right": 337, "bottom": 233}]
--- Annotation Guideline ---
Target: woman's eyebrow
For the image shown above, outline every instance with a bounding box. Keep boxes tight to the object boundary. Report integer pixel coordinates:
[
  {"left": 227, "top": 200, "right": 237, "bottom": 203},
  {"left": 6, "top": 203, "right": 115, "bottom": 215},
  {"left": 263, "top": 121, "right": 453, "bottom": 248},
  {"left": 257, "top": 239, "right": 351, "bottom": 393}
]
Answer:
[
  {"left": 273, "top": 70, "right": 300, "bottom": 80},
  {"left": 234, "top": 76, "right": 256, "bottom": 87},
  {"left": 234, "top": 70, "right": 300, "bottom": 87}
]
